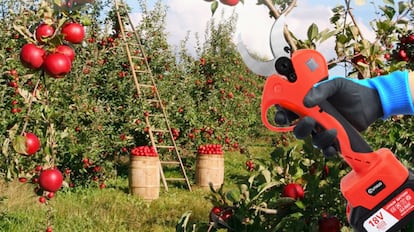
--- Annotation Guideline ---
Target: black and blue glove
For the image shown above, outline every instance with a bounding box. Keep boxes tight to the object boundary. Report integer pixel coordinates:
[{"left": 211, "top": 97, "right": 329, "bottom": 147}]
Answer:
[{"left": 276, "top": 70, "right": 414, "bottom": 157}]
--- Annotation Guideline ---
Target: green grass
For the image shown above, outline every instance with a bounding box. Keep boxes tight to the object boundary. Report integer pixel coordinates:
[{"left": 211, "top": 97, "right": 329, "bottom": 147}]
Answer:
[
  {"left": 0, "top": 140, "right": 274, "bottom": 232},
  {"left": 0, "top": 177, "right": 212, "bottom": 231}
]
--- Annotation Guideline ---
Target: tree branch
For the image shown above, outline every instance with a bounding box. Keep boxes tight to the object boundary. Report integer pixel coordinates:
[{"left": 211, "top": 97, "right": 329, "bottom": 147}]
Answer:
[
  {"left": 251, "top": 205, "right": 278, "bottom": 214},
  {"left": 262, "top": 0, "right": 280, "bottom": 18},
  {"left": 346, "top": 4, "right": 365, "bottom": 41},
  {"left": 262, "top": 0, "right": 298, "bottom": 51},
  {"left": 283, "top": 0, "right": 297, "bottom": 16}
]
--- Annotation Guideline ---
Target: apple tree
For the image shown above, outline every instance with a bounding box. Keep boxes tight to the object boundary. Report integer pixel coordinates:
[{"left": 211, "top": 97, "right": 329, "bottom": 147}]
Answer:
[{"left": 0, "top": 0, "right": 265, "bottom": 187}]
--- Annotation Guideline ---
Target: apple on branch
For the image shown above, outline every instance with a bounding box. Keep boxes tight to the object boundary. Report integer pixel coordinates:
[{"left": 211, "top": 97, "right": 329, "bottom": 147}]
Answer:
[
  {"left": 219, "top": 0, "right": 240, "bottom": 6},
  {"left": 12, "top": 132, "right": 41, "bottom": 156}
]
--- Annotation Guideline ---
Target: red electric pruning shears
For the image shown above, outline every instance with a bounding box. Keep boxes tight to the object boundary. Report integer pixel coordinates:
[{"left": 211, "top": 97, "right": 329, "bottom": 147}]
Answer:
[{"left": 238, "top": 14, "right": 414, "bottom": 231}]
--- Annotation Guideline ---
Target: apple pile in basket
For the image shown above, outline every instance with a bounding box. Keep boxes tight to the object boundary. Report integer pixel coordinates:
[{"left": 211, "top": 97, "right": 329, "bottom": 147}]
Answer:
[
  {"left": 130, "top": 146, "right": 158, "bottom": 157},
  {"left": 197, "top": 144, "right": 223, "bottom": 155}
]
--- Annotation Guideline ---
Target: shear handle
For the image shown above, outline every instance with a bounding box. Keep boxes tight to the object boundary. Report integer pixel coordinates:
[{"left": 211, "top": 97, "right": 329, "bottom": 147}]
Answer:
[{"left": 318, "top": 100, "right": 372, "bottom": 153}]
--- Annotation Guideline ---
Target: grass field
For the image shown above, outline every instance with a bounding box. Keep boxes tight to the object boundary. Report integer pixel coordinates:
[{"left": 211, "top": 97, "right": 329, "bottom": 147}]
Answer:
[{"left": 0, "top": 134, "right": 275, "bottom": 232}]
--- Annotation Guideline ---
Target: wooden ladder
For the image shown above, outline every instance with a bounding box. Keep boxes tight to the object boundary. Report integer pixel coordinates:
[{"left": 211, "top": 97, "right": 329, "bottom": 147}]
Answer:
[{"left": 114, "top": 0, "right": 192, "bottom": 192}]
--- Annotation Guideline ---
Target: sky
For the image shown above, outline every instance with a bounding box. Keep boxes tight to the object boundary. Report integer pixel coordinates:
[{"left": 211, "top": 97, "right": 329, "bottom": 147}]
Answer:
[{"left": 125, "top": 0, "right": 379, "bottom": 76}]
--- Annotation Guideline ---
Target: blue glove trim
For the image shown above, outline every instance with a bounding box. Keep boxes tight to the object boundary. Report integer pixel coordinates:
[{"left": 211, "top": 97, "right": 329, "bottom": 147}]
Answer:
[{"left": 358, "top": 70, "right": 414, "bottom": 118}]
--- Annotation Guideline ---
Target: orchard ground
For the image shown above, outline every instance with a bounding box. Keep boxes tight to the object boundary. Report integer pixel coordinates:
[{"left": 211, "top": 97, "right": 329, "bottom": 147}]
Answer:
[{"left": 0, "top": 132, "right": 273, "bottom": 232}]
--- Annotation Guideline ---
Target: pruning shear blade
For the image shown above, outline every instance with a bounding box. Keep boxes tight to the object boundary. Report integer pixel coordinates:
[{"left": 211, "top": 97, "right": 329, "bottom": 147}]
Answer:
[
  {"left": 237, "top": 37, "right": 277, "bottom": 77},
  {"left": 269, "top": 15, "right": 290, "bottom": 59},
  {"left": 237, "top": 14, "right": 291, "bottom": 78}
]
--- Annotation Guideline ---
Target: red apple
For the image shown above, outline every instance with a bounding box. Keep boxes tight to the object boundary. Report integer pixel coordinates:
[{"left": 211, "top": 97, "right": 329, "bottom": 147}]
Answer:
[
  {"left": 39, "top": 169, "right": 63, "bottom": 192},
  {"left": 351, "top": 54, "right": 367, "bottom": 65},
  {"left": 220, "top": 0, "right": 239, "bottom": 6},
  {"left": 399, "top": 49, "right": 409, "bottom": 61},
  {"left": 47, "top": 191, "right": 55, "bottom": 199},
  {"left": 25, "top": 132, "right": 41, "bottom": 155},
  {"left": 9, "top": 69, "right": 18, "bottom": 77},
  {"left": 209, "top": 206, "right": 222, "bottom": 222},
  {"left": 35, "top": 23, "right": 55, "bottom": 43},
  {"left": 282, "top": 183, "right": 304, "bottom": 200},
  {"left": 20, "top": 44, "right": 45, "bottom": 69},
  {"left": 221, "top": 209, "right": 233, "bottom": 221},
  {"left": 39, "top": 196, "right": 47, "bottom": 204},
  {"left": 61, "top": 22, "right": 85, "bottom": 44},
  {"left": 55, "top": 44, "right": 75, "bottom": 62},
  {"left": 408, "top": 34, "right": 414, "bottom": 43},
  {"left": 43, "top": 53, "right": 72, "bottom": 78},
  {"left": 319, "top": 215, "right": 341, "bottom": 232}
]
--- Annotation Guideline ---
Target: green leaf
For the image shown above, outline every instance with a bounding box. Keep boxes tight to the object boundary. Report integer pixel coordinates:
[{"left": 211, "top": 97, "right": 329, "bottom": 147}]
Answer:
[
  {"left": 273, "top": 212, "right": 304, "bottom": 231},
  {"left": 307, "top": 23, "right": 319, "bottom": 41},
  {"left": 295, "top": 200, "right": 306, "bottom": 209},
  {"left": 319, "top": 29, "right": 337, "bottom": 43},
  {"left": 383, "top": 0, "right": 394, "bottom": 6},
  {"left": 380, "top": 5, "right": 396, "bottom": 20},
  {"left": 226, "top": 189, "right": 241, "bottom": 203},
  {"left": 211, "top": 1, "right": 218, "bottom": 16},
  {"left": 248, "top": 173, "right": 258, "bottom": 188},
  {"left": 12, "top": 135, "right": 27, "bottom": 155},
  {"left": 7, "top": 124, "right": 19, "bottom": 139},
  {"left": 240, "top": 184, "right": 248, "bottom": 192},
  {"left": 240, "top": 184, "right": 250, "bottom": 202},
  {"left": 80, "top": 16, "right": 92, "bottom": 26},
  {"left": 349, "top": 25, "right": 360, "bottom": 40},
  {"left": 53, "top": 0, "right": 61, "bottom": 7},
  {"left": 176, "top": 211, "right": 193, "bottom": 232},
  {"left": 290, "top": 212, "right": 304, "bottom": 219},
  {"left": 6, "top": 168, "right": 12, "bottom": 181},
  {"left": 261, "top": 169, "right": 271, "bottom": 183},
  {"left": 398, "top": 1, "right": 408, "bottom": 15},
  {"left": 292, "top": 166, "right": 304, "bottom": 180},
  {"left": 336, "top": 34, "right": 349, "bottom": 44},
  {"left": 252, "top": 181, "right": 280, "bottom": 201}
]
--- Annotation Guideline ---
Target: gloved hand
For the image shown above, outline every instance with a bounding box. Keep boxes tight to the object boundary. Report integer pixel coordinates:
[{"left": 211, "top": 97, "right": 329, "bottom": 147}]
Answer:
[{"left": 275, "top": 70, "right": 414, "bottom": 157}]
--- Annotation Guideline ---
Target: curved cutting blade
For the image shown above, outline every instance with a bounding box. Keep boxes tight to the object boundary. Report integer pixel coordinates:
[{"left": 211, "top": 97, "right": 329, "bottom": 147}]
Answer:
[
  {"left": 237, "top": 35, "right": 277, "bottom": 77},
  {"left": 237, "top": 14, "right": 291, "bottom": 78},
  {"left": 270, "top": 14, "right": 291, "bottom": 59}
]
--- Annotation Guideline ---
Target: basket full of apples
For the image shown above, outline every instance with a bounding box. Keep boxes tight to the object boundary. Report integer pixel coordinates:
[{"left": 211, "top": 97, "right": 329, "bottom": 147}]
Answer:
[
  {"left": 195, "top": 144, "right": 224, "bottom": 190},
  {"left": 128, "top": 146, "right": 160, "bottom": 201}
]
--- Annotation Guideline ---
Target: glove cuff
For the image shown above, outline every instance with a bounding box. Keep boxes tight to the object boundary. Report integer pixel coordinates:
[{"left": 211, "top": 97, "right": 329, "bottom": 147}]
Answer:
[{"left": 362, "top": 70, "right": 414, "bottom": 118}]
